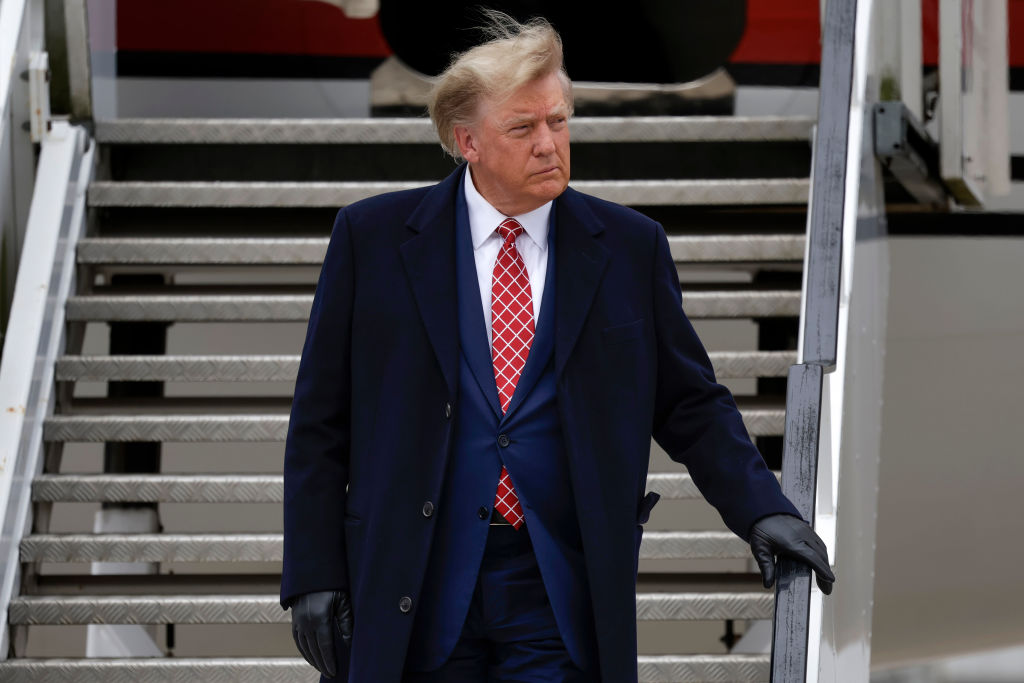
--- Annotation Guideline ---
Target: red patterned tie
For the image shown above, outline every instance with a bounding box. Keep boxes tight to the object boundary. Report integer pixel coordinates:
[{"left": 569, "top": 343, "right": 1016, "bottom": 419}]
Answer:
[{"left": 490, "top": 218, "right": 532, "bottom": 529}]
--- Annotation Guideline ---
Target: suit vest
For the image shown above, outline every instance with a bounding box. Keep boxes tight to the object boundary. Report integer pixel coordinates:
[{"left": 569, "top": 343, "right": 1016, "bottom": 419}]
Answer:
[{"left": 405, "top": 178, "right": 598, "bottom": 672}]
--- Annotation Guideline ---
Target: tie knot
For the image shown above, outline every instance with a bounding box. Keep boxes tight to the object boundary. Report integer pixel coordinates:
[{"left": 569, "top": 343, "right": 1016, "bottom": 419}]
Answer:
[{"left": 497, "top": 218, "right": 524, "bottom": 243}]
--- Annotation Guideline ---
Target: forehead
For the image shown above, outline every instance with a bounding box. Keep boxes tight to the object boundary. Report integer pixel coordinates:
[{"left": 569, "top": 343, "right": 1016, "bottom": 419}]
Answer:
[{"left": 480, "top": 74, "right": 568, "bottom": 122}]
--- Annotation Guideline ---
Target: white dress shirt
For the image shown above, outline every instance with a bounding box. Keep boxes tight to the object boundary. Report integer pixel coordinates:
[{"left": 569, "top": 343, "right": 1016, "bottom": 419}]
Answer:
[{"left": 463, "top": 168, "right": 551, "bottom": 348}]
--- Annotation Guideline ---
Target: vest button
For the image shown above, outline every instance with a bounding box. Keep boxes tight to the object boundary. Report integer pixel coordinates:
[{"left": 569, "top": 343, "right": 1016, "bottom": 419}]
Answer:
[
  {"left": 422, "top": 501, "right": 434, "bottom": 518},
  {"left": 399, "top": 596, "right": 413, "bottom": 613},
  {"left": 477, "top": 506, "right": 489, "bottom": 520},
  {"left": 444, "top": 402, "right": 452, "bottom": 419},
  {"left": 497, "top": 434, "right": 511, "bottom": 448}
]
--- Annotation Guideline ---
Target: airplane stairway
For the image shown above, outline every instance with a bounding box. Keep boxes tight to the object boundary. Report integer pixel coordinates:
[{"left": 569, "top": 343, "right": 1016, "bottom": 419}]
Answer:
[{"left": 0, "top": 114, "right": 815, "bottom": 681}]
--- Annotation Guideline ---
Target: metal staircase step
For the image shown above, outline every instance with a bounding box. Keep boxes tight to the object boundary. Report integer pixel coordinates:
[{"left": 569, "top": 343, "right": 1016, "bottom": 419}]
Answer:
[
  {"left": 667, "top": 234, "right": 805, "bottom": 262},
  {"left": 54, "top": 350, "right": 795, "bottom": 382},
  {"left": 641, "top": 532, "right": 750, "bottom": 560},
  {"left": 638, "top": 591, "right": 771, "bottom": 620},
  {"left": 32, "top": 472, "right": 780, "bottom": 503},
  {"left": 32, "top": 474, "right": 285, "bottom": 503},
  {"left": 19, "top": 531, "right": 748, "bottom": 563},
  {"left": 0, "top": 655, "right": 770, "bottom": 682},
  {"left": 43, "top": 407, "right": 783, "bottom": 442},
  {"left": 87, "top": 179, "right": 810, "bottom": 208},
  {"left": 638, "top": 655, "right": 769, "bottom": 682},
  {"left": 8, "top": 592, "right": 771, "bottom": 624},
  {"left": 42, "top": 415, "right": 291, "bottom": 442},
  {"left": 95, "top": 116, "right": 814, "bottom": 145},
  {"left": 76, "top": 235, "right": 805, "bottom": 265},
  {"left": 56, "top": 355, "right": 300, "bottom": 382},
  {"left": 645, "top": 470, "right": 782, "bottom": 500},
  {"left": 709, "top": 351, "right": 796, "bottom": 378},
  {"left": 78, "top": 237, "right": 331, "bottom": 265},
  {"left": 64, "top": 291, "right": 800, "bottom": 322}
]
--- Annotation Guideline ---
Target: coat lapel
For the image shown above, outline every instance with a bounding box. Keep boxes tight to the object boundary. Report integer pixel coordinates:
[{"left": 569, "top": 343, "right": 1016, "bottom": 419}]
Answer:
[
  {"left": 399, "top": 166, "right": 465, "bottom": 398},
  {"left": 554, "top": 188, "right": 610, "bottom": 377},
  {"left": 454, "top": 170, "right": 503, "bottom": 419}
]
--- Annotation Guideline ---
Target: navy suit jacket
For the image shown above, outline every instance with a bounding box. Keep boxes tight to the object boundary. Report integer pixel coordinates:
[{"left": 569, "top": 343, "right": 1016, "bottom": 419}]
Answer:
[{"left": 281, "top": 164, "right": 800, "bottom": 682}]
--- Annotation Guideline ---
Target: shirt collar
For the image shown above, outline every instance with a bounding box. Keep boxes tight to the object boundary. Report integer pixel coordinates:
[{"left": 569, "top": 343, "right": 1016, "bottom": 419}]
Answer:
[{"left": 463, "top": 166, "right": 551, "bottom": 252}]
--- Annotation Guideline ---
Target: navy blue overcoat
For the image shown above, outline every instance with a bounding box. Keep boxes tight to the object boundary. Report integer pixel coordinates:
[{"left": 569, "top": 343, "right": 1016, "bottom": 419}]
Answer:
[{"left": 281, "top": 164, "right": 799, "bottom": 682}]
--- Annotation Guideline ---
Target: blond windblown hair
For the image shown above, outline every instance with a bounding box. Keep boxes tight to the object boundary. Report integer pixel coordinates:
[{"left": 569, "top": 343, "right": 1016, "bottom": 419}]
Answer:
[{"left": 427, "top": 12, "right": 574, "bottom": 160}]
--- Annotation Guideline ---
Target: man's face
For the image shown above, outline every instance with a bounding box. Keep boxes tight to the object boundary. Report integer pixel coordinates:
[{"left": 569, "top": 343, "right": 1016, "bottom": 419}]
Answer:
[{"left": 455, "top": 72, "right": 571, "bottom": 216}]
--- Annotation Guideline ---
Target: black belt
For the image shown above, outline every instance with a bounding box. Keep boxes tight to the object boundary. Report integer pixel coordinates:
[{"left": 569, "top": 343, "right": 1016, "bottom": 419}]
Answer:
[{"left": 489, "top": 508, "right": 520, "bottom": 527}]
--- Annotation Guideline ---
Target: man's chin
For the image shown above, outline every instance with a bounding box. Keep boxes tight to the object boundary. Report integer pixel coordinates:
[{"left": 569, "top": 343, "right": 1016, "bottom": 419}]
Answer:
[{"left": 532, "top": 176, "right": 569, "bottom": 201}]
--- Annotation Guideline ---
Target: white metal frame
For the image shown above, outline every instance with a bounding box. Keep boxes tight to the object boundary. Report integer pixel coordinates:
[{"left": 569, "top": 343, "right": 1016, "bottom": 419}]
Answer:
[
  {"left": 1, "top": 0, "right": 45, "bottom": 336},
  {"left": 0, "top": 0, "right": 33, "bottom": 131},
  {"left": 939, "top": 0, "right": 1011, "bottom": 206},
  {"left": 0, "top": 120, "right": 95, "bottom": 658}
]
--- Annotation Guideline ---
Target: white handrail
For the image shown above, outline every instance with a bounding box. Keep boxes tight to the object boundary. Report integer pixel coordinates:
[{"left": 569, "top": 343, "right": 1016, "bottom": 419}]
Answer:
[{"left": 0, "top": 121, "right": 94, "bottom": 658}]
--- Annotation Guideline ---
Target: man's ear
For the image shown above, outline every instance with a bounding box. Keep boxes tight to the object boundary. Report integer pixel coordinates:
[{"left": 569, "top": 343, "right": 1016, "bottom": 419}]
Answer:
[{"left": 454, "top": 125, "right": 480, "bottom": 163}]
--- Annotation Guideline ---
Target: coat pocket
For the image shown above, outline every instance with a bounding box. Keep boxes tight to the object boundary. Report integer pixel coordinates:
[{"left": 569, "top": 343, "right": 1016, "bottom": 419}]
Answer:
[
  {"left": 602, "top": 318, "right": 644, "bottom": 345},
  {"left": 636, "top": 490, "right": 661, "bottom": 524}
]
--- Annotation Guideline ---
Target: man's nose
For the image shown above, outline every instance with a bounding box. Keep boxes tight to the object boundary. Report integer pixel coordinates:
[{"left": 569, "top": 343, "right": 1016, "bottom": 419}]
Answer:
[{"left": 533, "top": 125, "right": 556, "bottom": 156}]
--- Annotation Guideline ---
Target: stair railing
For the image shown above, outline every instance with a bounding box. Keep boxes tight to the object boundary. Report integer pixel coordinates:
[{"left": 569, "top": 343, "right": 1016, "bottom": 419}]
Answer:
[
  {"left": 0, "top": 120, "right": 95, "bottom": 658},
  {"left": 770, "top": 0, "right": 878, "bottom": 680}
]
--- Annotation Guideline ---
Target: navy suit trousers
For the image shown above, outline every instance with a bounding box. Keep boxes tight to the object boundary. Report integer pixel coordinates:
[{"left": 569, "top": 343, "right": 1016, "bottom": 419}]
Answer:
[{"left": 402, "top": 522, "right": 596, "bottom": 683}]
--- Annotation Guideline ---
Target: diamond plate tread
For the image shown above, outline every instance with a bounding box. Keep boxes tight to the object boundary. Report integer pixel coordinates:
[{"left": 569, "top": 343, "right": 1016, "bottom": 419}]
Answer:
[
  {"left": 76, "top": 235, "right": 804, "bottom": 265},
  {"left": 708, "top": 351, "right": 796, "bottom": 378},
  {"left": 32, "top": 474, "right": 284, "bottom": 503},
  {"left": 86, "top": 179, "right": 809, "bottom": 208},
  {"left": 54, "top": 350, "right": 794, "bottom": 382},
  {"left": 637, "top": 592, "right": 772, "bottom": 620},
  {"left": 64, "top": 291, "right": 799, "bottom": 322},
  {"left": 638, "top": 654, "right": 769, "bottom": 682},
  {"left": 43, "top": 408, "right": 782, "bottom": 442},
  {"left": 20, "top": 531, "right": 747, "bottom": 562},
  {"left": 0, "top": 658, "right": 320, "bottom": 683},
  {"left": 682, "top": 291, "right": 800, "bottom": 318},
  {"left": 94, "top": 116, "right": 814, "bottom": 145},
  {"left": 65, "top": 295, "right": 315, "bottom": 322},
  {"left": 8, "top": 592, "right": 770, "bottom": 624},
  {"left": 55, "top": 355, "right": 300, "bottom": 382},
  {"left": 33, "top": 472, "right": 779, "bottom": 503},
  {"left": 667, "top": 235, "right": 805, "bottom": 262},
  {"left": 77, "top": 238, "right": 331, "bottom": 264},
  {"left": 7, "top": 595, "right": 288, "bottom": 625},
  {"left": 641, "top": 532, "right": 750, "bottom": 560},
  {"left": 43, "top": 415, "right": 289, "bottom": 442},
  {"left": 0, "top": 655, "right": 769, "bottom": 682},
  {"left": 645, "top": 471, "right": 780, "bottom": 500},
  {"left": 20, "top": 534, "right": 284, "bottom": 563}
]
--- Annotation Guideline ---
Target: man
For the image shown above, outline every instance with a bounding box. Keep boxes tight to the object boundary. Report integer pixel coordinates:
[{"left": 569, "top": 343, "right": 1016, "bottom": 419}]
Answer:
[{"left": 281, "top": 14, "right": 834, "bottom": 683}]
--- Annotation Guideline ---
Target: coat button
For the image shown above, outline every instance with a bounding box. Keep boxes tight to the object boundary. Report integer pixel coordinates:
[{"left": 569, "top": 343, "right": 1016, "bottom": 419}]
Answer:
[
  {"left": 444, "top": 402, "right": 452, "bottom": 419},
  {"left": 497, "top": 434, "right": 511, "bottom": 448},
  {"left": 399, "top": 596, "right": 413, "bottom": 613},
  {"left": 477, "top": 506, "right": 489, "bottom": 520},
  {"left": 422, "top": 501, "right": 434, "bottom": 518}
]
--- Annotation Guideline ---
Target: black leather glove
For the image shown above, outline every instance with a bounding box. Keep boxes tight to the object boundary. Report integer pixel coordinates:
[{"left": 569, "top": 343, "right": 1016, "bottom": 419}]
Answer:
[
  {"left": 290, "top": 590, "right": 353, "bottom": 679},
  {"left": 749, "top": 514, "right": 836, "bottom": 595}
]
